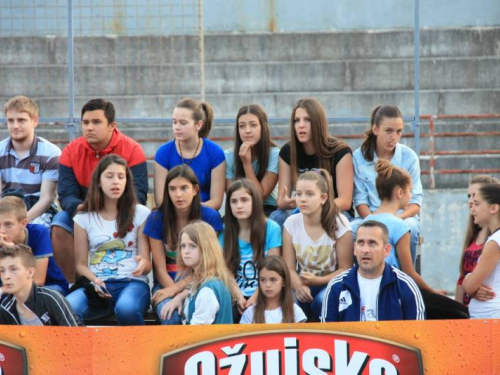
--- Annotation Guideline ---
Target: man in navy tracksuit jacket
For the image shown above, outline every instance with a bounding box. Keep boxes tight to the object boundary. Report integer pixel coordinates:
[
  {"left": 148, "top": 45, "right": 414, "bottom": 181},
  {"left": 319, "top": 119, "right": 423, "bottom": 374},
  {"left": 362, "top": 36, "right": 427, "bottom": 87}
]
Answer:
[{"left": 321, "top": 221, "right": 425, "bottom": 322}]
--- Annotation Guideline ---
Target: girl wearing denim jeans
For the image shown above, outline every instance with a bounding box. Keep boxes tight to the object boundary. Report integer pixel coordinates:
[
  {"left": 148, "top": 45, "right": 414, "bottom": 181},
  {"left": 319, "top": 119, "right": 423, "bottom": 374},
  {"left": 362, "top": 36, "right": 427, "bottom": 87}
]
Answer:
[{"left": 66, "top": 155, "right": 152, "bottom": 325}]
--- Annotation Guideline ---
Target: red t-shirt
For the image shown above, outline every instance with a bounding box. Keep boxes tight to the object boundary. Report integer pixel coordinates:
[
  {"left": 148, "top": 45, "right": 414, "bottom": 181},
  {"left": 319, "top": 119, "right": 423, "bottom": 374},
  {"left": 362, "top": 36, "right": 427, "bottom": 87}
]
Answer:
[{"left": 457, "top": 240, "right": 484, "bottom": 306}]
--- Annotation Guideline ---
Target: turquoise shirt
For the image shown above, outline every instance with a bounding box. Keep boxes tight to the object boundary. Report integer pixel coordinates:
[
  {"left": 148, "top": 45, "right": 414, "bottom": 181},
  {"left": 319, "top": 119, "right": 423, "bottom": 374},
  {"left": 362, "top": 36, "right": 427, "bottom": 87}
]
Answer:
[
  {"left": 224, "top": 146, "right": 279, "bottom": 207},
  {"left": 187, "top": 278, "right": 233, "bottom": 324}
]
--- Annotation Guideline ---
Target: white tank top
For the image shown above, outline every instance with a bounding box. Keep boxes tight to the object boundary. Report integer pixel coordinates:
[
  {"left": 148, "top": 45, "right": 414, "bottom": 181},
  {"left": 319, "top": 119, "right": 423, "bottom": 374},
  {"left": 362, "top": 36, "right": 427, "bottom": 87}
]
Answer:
[{"left": 469, "top": 230, "right": 500, "bottom": 319}]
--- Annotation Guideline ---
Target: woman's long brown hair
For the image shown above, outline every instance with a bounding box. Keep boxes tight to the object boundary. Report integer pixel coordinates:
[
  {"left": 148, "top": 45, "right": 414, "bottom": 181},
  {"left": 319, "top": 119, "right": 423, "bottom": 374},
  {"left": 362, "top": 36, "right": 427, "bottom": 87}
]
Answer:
[
  {"left": 158, "top": 165, "right": 202, "bottom": 250},
  {"left": 79, "top": 154, "right": 136, "bottom": 238},
  {"left": 297, "top": 169, "right": 341, "bottom": 240},
  {"left": 223, "top": 179, "right": 267, "bottom": 276},
  {"left": 289, "top": 98, "right": 350, "bottom": 189},
  {"left": 253, "top": 255, "right": 296, "bottom": 323},
  {"left": 233, "top": 104, "right": 277, "bottom": 181}
]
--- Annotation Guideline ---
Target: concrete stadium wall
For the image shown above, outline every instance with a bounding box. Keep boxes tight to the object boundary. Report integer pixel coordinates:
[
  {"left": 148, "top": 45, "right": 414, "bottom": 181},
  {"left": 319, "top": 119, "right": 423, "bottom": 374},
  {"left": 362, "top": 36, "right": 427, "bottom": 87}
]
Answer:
[{"left": 420, "top": 189, "right": 469, "bottom": 293}]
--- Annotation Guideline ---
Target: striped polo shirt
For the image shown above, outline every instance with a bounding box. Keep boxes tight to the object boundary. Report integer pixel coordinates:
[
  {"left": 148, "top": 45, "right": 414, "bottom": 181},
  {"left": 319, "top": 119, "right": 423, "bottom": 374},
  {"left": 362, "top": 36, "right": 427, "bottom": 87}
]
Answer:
[{"left": 0, "top": 136, "right": 61, "bottom": 198}]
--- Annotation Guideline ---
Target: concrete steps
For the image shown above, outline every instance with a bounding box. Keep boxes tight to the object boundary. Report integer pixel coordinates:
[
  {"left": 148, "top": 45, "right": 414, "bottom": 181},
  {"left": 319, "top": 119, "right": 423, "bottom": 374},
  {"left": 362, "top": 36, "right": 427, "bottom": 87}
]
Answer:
[
  {"left": 2, "top": 57, "right": 500, "bottom": 97},
  {"left": 2, "top": 28, "right": 500, "bottom": 66}
]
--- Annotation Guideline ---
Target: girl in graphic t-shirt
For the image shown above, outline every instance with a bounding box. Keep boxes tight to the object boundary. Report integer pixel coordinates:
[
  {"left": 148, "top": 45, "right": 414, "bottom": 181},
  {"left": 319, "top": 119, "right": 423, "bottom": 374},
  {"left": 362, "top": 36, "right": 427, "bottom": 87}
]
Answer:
[
  {"left": 66, "top": 155, "right": 152, "bottom": 326},
  {"left": 270, "top": 98, "right": 353, "bottom": 226},
  {"left": 464, "top": 183, "right": 500, "bottom": 319},
  {"left": 144, "top": 165, "right": 222, "bottom": 324},
  {"left": 283, "top": 168, "right": 353, "bottom": 321},
  {"left": 154, "top": 98, "right": 226, "bottom": 210},
  {"left": 218, "top": 179, "right": 281, "bottom": 317},
  {"left": 456, "top": 175, "right": 499, "bottom": 306},
  {"left": 225, "top": 104, "right": 280, "bottom": 216},
  {"left": 240, "top": 255, "right": 306, "bottom": 324}
]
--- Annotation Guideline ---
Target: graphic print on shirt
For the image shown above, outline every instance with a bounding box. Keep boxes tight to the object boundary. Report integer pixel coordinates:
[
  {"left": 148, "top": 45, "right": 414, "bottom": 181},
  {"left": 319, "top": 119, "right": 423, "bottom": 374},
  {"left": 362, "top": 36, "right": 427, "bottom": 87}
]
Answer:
[
  {"left": 236, "top": 260, "right": 258, "bottom": 291},
  {"left": 90, "top": 232, "right": 134, "bottom": 279},
  {"left": 295, "top": 244, "right": 337, "bottom": 276},
  {"left": 361, "top": 305, "right": 377, "bottom": 321}
]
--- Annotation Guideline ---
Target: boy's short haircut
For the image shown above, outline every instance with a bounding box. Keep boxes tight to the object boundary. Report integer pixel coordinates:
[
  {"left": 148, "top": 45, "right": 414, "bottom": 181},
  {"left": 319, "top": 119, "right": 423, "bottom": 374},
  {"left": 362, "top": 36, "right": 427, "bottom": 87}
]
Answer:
[
  {"left": 0, "top": 196, "right": 28, "bottom": 221},
  {"left": 4, "top": 96, "right": 39, "bottom": 119},
  {"left": 0, "top": 244, "right": 36, "bottom": 269},
  {"left": 81, "top": 98, "right": 115, "bottom": 124}
]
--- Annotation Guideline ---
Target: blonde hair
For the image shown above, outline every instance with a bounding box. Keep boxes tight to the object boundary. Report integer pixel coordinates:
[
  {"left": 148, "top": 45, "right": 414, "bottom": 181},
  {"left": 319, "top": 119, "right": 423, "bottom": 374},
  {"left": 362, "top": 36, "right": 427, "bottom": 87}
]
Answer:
[
  {"left": 177, "top": 221, "right": 236, "bottom": 299},
  {"left": 0, "top": 196, "right": 27, "bottom": 221},
  {"left": 4, "top": 96, "right": 39, "bottom": 119}
]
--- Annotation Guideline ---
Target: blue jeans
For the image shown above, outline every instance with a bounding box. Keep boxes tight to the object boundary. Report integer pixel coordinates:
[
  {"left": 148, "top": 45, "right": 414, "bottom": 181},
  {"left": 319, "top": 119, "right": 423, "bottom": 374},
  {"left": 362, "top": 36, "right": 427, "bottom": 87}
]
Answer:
[
  {"left": 268, "top": 209, "right": 293, "bottom": 228},
  {"left": 351, "top": 216, "right": 420, "bottom": 265},
  {"left": 297, "top": 285, "right": 326, "bottom": 322},
  {"left": 43, "top": 283, "right": 68, "bottom": 296},
  {"left": 66, "top": 279, "right": 151, "bottom": 326},
  {"left": 152, "top": 283, "right": 182, "bottom": 325},
  {"left": 51, "top": 210, "right": 74, "bottom": 234}
]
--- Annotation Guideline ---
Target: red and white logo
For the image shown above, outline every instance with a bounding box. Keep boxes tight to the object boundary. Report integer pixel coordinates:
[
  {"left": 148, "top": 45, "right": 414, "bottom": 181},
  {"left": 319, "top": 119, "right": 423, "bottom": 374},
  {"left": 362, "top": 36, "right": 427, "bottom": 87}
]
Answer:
[
  {"left": 0, "top": 340, "right": 27, "bottom": 375},
  {"left": 160, "top": 330, "right": 423, "bottom": 375}
]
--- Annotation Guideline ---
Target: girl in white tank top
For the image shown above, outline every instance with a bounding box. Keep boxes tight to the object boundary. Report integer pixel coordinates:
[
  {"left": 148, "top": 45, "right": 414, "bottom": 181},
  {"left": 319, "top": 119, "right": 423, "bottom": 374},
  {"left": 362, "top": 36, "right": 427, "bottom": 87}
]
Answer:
[{"left": 463, "top": 183, "right": 500, "bottom": 318}]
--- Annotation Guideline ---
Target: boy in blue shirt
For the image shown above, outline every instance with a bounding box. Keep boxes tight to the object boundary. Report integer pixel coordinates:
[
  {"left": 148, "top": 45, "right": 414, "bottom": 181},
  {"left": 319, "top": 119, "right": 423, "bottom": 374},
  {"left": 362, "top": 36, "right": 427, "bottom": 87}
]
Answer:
[{"left": 0, "top": 196, "right": 68, "bottom": 295}]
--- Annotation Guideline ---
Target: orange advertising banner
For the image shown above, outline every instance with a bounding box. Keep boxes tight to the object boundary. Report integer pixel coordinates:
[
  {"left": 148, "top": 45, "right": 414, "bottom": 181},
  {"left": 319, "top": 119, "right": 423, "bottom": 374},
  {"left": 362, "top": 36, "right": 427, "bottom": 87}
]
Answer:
[{"left": 0, "top": 320, "right": 496, "bottom": 374}]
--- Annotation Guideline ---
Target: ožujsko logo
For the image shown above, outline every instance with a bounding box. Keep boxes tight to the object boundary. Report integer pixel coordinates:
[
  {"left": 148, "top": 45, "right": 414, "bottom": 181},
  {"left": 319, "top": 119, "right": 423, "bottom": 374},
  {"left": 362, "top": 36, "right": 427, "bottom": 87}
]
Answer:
[
  {"left": 160, "top": 330, "right": 423, "bottom": 374},
  {"left": 0, "top": 340, "right": 27, "bottom": 375}
]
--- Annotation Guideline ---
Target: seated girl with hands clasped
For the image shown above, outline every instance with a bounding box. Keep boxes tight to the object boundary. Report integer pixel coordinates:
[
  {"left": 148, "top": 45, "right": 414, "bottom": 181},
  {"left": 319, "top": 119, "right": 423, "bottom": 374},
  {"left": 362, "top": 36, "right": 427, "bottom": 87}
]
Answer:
[
  {"left": 225, "top": 105, "right": 280, "bottom": 217},
  {"left": 283, "top": 169, "right": 353, "bottom": 321},
  {"left": 144, "top": 165, "right": 222, "bottom": 324},
  {"left": 174, "top": 221, "right": 234, "bottom": 325},
  {"left": 240, "top": 255, "right": 306, "bottom": 324},
  {"left": 66, "top": 155, "right": 152, "bottom": 326},
  {"left": 219, "top": 179, "right": 281, "bottom": 317},
  {"left": 464, "top": 183, "right": 500, "bottom": 319}
]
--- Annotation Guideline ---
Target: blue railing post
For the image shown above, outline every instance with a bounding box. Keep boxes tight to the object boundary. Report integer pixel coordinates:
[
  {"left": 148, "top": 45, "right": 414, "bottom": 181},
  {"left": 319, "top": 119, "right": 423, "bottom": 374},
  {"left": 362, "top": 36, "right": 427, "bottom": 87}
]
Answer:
[
  {"left": 413, "top": 0, "right": 420, "bottom": 155},
  {"left": 65, "top": 0, "right": 77, "bottom": 141}
]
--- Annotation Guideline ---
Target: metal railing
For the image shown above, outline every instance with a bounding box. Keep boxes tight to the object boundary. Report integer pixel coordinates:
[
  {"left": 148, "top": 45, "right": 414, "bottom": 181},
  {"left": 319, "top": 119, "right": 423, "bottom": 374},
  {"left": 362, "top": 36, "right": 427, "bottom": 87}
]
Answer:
[{"left": 420, "top": 113, "right": 500, "bottom": 188}]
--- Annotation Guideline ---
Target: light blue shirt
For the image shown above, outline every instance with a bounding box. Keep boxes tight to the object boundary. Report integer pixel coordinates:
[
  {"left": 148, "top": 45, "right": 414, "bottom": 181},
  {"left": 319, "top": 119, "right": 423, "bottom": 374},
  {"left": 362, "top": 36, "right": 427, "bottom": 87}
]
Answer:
[
  {"left": 218, "top": 219, "right": 282, "bottom": 297},
  {"left": 353, "top": 143, "right": 423, "bottom": 212},
  {"left": 364, "top": 213, "right": 411, "bottom": 269},
  {"left": 224, "top": 146, "right": 279, "bottom": 207}
]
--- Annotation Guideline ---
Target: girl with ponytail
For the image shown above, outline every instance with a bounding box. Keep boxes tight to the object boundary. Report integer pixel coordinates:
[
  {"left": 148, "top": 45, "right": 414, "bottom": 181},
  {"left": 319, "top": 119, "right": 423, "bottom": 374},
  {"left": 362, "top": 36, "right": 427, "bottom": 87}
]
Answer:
[
  {"left": 282, "top": 168, "right": 353, "bottom": 321},
  {"left": 154, "top": 98, "right": 226, "bottom": 210},
  {"left": 368, "top": 160, "right": 470, "bottom": 319},
  {"left": 353, "top": 105, "right": 423, "bottom": 264},
  {"left": 367, "top": 159, "right": 445, "bottom": 294}
]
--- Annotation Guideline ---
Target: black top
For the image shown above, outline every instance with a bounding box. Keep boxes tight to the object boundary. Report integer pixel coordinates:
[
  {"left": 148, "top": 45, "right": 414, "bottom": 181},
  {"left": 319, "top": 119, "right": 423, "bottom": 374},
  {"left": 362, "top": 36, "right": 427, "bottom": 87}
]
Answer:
[
  {"left": 280, "top": 142, "right": 353, "bottom": 215},
  {"left": 0, "top": 283, "right": 81, "bottom": 326}
]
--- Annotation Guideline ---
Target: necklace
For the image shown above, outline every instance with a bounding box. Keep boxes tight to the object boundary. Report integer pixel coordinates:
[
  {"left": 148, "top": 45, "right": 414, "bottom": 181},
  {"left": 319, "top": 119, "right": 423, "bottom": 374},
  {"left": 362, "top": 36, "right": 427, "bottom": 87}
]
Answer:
[{"left": 177, "top": 138, "right": 201, "bottom": 166}]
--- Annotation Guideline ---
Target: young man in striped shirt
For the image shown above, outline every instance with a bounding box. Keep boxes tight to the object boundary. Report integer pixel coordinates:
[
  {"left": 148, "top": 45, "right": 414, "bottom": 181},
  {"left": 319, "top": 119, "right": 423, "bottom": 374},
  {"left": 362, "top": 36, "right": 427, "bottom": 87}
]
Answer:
[
  {"left": 321, "top": 220, "right": 425, "bottom": 322},
  {"left": 1, "top": 96, "right": 61, "bottom": 227}
]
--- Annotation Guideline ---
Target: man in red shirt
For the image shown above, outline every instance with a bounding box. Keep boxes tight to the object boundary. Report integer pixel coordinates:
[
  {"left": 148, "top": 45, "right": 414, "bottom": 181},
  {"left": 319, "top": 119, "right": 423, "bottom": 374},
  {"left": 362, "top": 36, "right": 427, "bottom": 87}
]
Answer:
[{"left": 51, "top": 98, "right": 148, "bottom": 283}]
